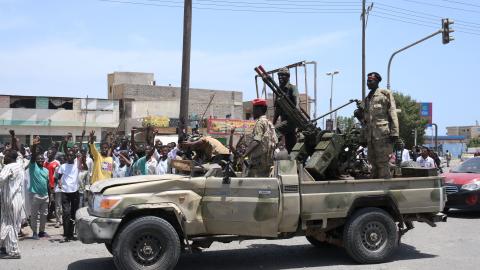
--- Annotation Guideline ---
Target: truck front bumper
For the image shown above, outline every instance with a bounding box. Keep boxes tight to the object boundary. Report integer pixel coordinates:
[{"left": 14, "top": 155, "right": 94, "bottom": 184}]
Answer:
[{"left": 75, "top": 207, "right": 122, "bottom": 244}]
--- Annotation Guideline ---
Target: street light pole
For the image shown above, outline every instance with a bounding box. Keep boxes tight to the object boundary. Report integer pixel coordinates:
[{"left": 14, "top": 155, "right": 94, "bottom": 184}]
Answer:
[
  {"left": 387, "top": 18, "right": 454, "bottom": 90},
  {"left": 326, "top": 71, "right": 339, "bottom": 129}
]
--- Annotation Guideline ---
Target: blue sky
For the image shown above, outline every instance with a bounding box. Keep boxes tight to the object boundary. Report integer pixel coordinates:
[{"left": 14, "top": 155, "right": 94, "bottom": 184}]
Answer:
[{"left": 0, "top": 0, "right": 479, "bottom": 135}]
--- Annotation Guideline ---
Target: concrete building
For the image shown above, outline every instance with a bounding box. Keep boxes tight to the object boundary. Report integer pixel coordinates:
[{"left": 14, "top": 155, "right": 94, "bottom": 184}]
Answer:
[
  {"left": 108, "top": 72, "right": 243, "bottom": 134},
  {"left": 0, "top": 95, "right": 119, "bottom": 148},
  {"left": 446, "top": 124, "right": 480, "bottom": 140}
]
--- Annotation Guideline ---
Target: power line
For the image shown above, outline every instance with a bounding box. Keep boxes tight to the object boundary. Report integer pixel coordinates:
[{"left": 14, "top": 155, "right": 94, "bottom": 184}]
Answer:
[
  {"left": 375, "top": 6, "right": 480, "bottom": 30},
  {"left": 98, "top": 0, "right": 359, "bottom": 13},
  {"left": 193, "top": 0, "right": 363, "bottom": 7},
  {"left": 371, "top": 12, "right": 480, "bottom": 36},
  {"left": 143, "top": 0, "right": 360, "bottom": 11},
  {"left": 439, "top": 0, "right": 480, "bottom": 9},
  {"left": 375, "top": 2, "right": 480, "bottom": 27},
  {"left": 399, "top": 0, "right": 480, "bottom": 14}
]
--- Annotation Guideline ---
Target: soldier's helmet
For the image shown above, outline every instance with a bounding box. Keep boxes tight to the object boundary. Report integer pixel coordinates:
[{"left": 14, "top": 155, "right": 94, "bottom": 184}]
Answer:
[{"left": 278, "top": 67, "right": 290, "bottom": 76}]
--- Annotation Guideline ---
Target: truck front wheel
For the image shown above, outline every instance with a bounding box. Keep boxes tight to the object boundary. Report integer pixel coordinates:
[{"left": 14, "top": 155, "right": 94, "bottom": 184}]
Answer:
[
  {"left": 113, "top": 216, "right": 181, "bottom": 270},
  {"left": 343, "top": 207, "right": 398, "bottom": 264}
]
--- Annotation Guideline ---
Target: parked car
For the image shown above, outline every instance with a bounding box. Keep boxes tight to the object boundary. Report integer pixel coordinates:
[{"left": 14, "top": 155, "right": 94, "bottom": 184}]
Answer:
[{"left": 442, "top": 157, "right": 480, "bottom": 211}]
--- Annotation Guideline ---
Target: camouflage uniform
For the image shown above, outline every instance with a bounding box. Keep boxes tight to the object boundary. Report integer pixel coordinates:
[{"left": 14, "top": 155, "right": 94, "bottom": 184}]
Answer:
[
  {"left": 247, "top": 115, "right": 278, "bottom": 177},
  {"left": 274, "top": 82, "right": 299, "bottom": 153},
  {"left": 364, "top": 88, "right": 399, "bottom": 179}
]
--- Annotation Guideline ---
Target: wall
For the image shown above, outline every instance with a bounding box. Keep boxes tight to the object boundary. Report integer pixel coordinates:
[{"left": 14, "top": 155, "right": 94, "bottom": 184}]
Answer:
[
  {"left": 113, "top": 84, "right": 244, "bottom": 122},
  {"left": 0, "top": 107, "right": 118, "bottom": 128},
  {"left": 108, "top": 72, "right": 155, "bottom": 99}
]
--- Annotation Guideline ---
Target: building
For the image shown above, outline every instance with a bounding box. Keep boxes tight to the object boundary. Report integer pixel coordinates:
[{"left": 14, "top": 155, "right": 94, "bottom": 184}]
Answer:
[
  {"left": 108, "top": 72, "right": 243, "bottom": 135},
  {"left": 423, "top": 135, "right": 466, "bottom": 158},
  {"left": 446, "top": 124, "right": 480, "bottom": 141},
  {"left": 0, "top": 95, "right": 119, "bottom": 148}
]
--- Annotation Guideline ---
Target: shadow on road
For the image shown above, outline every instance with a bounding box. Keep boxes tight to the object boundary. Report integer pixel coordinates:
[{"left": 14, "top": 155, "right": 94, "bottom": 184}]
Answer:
[
  {"left": 68, "top": 257, "right": 116, "bottom": 270},
  {"left": 66, "top": 242, "right": 436, "bottom": 270},
  {"left": 446, "top": 210, "right": 480, "bottom": 219}
]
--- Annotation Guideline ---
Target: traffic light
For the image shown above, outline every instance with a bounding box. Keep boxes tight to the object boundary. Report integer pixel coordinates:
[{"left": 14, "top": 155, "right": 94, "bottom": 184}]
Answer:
[{"left": 442, "top": 18, "right": 454, "bottom": 44}]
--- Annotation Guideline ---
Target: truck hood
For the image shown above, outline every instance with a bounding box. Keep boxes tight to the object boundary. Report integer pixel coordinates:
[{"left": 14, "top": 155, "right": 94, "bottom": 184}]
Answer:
[{"left": 89, "top": 174, "right": 189, "bottom": 193}]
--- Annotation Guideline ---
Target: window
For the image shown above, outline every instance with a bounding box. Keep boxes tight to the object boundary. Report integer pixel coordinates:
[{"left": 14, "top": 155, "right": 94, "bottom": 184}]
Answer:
[{"left": 10, "top": 97, "right": 35, "bottom": 108}]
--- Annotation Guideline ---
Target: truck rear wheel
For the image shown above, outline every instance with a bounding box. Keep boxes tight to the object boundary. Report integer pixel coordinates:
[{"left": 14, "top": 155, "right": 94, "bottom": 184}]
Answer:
[
  {"left": 343, "top": 207, "right": 398, "bottom": 264},
  {"left": 113, "top": 216, "right": 181, "bottom": 270}
]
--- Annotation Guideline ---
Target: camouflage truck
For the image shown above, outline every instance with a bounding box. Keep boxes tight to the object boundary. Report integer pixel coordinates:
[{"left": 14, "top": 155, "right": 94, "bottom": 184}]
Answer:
[{"left": 76, "top": 160, "right": 446, "bottom": 270}]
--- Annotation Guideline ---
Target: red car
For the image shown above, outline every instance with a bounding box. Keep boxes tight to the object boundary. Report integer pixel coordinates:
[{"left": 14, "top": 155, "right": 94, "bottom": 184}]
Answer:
[{"left": 442, "top": 157, "right": 480, "bottom": 211}]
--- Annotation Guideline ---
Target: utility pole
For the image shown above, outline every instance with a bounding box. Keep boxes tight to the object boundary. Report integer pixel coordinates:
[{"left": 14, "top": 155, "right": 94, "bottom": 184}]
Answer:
[
  {"left": 179, "top": 0, "right": 192, "bottom": 140},
  {"left": 361, "top": 0, "right": 366, "bottom": 101}
]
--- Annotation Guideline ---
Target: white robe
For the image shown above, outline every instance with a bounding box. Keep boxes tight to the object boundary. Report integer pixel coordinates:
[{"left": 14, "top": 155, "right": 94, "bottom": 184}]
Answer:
[{"left": 0, "top": 162, "right": 25, "bottom": 255}]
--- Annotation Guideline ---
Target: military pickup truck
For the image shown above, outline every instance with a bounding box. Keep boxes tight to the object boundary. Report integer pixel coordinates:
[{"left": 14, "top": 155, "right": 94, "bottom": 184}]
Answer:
[{"left": 76, "top": 160, "right": 446, "bottom": 270}]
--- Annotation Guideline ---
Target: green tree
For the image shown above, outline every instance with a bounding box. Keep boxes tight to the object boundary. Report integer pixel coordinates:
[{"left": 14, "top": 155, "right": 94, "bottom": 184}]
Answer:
[
  {"left": 336, "top": 116, "right": 355, "bottom": 133},
  {"left": 393, "top": 92, "right": 428, "bottom": 149},
  {"left": 468, "top": 137, "right": 480, "bottom": 147}
]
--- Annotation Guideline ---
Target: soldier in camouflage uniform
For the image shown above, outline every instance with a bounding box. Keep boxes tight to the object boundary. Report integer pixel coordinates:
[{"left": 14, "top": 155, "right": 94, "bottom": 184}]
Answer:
[
  {"left": 273, "top": 67, "right": 299, "bottom": 153},
  {"left": 361, "top": 72, "right": 399, "bottom": 179},
  {"left": 243, "top": 99, "right": 278, "bottom": 177}
]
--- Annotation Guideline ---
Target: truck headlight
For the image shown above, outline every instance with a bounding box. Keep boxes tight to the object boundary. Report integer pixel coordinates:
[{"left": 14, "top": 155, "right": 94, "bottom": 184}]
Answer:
[
  {"left": 461, "top": 181, "right": 480, "bottom": 191},
  {"left": 92, "top": 194, "right": 123, "bottom": 212}
]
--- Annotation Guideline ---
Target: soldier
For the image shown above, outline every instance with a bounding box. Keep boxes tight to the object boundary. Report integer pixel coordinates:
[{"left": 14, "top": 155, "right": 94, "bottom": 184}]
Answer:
[
  {"left": 243, "top": 98, "right": 278, "bottom": 177},
  {"left": 361, "top": 72, "right": 399, "bottom": 179},
  {"left": 273, "top": 67, "right": 299, "bottom": 153}
]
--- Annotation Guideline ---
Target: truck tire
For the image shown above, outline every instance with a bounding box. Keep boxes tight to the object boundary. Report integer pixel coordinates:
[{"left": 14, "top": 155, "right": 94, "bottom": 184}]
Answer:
[
  {"left": 305, "top": 236, "right": 331, "bottom": 248},
  {"left": 343, "top": 207, "right": 398, "bottom": 264},
  {"left": 112, "top": 216, "right": 181, "bottom": 270}
]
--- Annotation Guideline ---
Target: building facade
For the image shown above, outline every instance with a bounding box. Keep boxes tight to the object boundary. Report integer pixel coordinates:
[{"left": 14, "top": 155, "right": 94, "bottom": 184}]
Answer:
[
  {"left": 0, "top": 95, "right": 119, "bottom": 148},
  {"left": 108, "top": 72, "right": 243, "bottom": 135},
  {"left": 446, "top": 125, "right": 480, "bottom": 141}
]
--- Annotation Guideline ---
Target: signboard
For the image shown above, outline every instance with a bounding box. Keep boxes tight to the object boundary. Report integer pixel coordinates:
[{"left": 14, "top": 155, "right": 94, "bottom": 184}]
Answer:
[
  {"left": 208, "top": 118, "right": 256, "bottom": 135},
  {"left": 419, "top": 102, "right": 432, "bottom": 124},
  {"left": 142, "top": 115, "right": 170, "bottom": 128}
]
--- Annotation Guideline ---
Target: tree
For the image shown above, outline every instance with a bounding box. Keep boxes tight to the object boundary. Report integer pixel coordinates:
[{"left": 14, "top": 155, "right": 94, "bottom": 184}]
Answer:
[
  {"left": 468, "top": 137, "right": 480, "bottom": 148},
  {"left": 393, "top": 92, "right": 428, "bottom": 149},
  {"left": 336, "top": 116, "right": 355, "bottom": 133}
]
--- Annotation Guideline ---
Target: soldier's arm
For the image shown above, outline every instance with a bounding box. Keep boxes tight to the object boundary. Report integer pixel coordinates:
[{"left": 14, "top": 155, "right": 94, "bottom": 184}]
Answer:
[
  {"left": 273, "top": 100, "right": 280, "bottom": 125},
  {"left": 291, "top": 85, "right": 299, "bottom": 108},
  {"left": 387, "top": 90, "right": 400, "bottom": 137},
  {"left": 243, "top": 122, "right": 265, "bottom": 158}
]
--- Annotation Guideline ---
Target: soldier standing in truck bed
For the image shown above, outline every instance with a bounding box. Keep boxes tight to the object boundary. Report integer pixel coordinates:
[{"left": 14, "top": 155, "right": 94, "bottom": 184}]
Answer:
[
  {"left": 273, "top": 67, "right": 299, "bottom": 153},
  {"left": 243, "top": 99, "right": 278, "bottom": 177},
  {"left": 362, "top": 72, "right": 400, "bottom": 179}
]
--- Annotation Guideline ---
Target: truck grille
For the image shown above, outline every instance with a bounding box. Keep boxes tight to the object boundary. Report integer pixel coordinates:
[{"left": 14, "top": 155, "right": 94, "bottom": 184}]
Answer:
[{"left": 445, "top": 185, "right": 459, "bottom": 194}]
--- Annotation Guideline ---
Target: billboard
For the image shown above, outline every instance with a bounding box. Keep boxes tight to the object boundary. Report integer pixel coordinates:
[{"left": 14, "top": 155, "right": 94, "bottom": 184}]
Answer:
[
  {"left": 419, "top": 102, "right": 432, "bottom": 124},
  {"left": 208, "top": 118, "right": 256, "bottom": 135}
]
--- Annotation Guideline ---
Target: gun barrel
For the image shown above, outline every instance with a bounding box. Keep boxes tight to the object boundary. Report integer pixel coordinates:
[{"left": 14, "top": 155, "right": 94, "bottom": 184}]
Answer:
[{"left": 310, "top": 99, "right": 358, "bottom": 123}]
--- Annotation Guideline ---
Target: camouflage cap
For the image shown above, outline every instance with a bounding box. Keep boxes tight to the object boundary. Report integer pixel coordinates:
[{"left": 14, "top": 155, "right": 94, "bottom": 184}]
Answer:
[{"left": 278, "top": 67, "right": 290, "bottom": 75}]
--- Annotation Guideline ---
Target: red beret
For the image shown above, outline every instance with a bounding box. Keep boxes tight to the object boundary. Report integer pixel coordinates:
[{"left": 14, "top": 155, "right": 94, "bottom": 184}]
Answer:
[{"left": 252, "top": 98, "right": 267, "bottom": 107}]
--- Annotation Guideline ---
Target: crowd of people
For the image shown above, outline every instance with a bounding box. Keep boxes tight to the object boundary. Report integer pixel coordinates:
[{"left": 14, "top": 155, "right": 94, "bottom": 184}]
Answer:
[{"left": 0, "top": 128, "right": 183, "bottom": 259}]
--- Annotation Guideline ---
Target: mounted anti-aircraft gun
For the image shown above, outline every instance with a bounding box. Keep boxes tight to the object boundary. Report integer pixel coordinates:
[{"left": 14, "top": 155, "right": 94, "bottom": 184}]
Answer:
[{"left": 255, "top": 65, "right": 362, "bottom": 180}]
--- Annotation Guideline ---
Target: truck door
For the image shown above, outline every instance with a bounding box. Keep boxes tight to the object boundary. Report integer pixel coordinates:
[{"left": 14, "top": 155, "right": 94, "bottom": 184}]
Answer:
[{"left": 202, "top": 176, "right": 280, "bottom": 237}]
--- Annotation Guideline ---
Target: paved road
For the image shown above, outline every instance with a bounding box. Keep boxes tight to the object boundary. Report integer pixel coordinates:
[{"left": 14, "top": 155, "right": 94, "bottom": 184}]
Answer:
[{"left": 3, "top": 209, "right": 479, "bottom": 270}]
